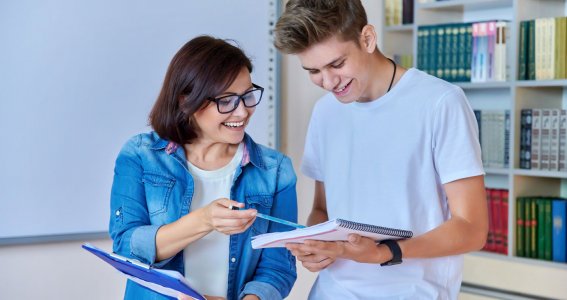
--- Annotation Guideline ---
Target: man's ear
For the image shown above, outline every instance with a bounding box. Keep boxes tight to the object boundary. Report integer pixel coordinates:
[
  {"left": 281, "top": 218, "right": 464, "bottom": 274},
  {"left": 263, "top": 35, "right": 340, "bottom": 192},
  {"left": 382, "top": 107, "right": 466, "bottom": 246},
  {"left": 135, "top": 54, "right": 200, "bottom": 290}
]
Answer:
[{"left": 359, "top": 24, "right": 377, "bottom": 53}]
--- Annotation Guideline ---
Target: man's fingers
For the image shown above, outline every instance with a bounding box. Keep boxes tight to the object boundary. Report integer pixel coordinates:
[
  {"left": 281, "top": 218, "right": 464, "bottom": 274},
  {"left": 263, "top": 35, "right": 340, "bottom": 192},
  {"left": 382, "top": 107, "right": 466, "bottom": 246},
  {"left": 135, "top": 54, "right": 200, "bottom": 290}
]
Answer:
[
  {"left": 348, "top": 233, "right": 361, "bottom": 244},
  {"left": 302, "top": 257, "right": 334, "bottom": 272}
]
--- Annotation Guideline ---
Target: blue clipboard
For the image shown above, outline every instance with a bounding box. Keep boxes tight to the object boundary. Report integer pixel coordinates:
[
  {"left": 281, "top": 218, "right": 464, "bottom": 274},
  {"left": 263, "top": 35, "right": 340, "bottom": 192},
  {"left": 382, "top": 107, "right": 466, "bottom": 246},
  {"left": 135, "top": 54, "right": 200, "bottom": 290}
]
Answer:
[{"left": 82, "top": 243, "right": 205, "bottom": 300}]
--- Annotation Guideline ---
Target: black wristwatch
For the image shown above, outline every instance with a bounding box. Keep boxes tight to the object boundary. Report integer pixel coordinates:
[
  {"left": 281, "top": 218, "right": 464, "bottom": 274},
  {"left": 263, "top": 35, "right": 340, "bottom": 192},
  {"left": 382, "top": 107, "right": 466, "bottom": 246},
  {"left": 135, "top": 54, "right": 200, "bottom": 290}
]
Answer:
[{"left": 380, "top": 239, "right": 403, "bottom": 266}]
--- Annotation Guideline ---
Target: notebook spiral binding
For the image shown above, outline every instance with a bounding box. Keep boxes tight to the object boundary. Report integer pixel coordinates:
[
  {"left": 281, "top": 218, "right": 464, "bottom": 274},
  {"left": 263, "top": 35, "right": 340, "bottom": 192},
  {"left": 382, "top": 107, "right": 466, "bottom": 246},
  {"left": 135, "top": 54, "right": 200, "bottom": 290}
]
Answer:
[{"left": 337, "top": 219, "right": 413, "bottom": 238}]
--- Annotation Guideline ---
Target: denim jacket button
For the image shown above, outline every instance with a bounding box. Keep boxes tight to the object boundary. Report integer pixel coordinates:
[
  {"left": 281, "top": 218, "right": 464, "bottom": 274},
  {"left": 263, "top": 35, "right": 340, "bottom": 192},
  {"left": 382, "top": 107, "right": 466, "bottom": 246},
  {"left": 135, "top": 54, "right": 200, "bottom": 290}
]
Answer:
[
  {"left": 115, "top": 210, "right": 120, "bottom": 216},
  {"left": 231, "top": 257, "right": 236, "bottom": 263}
]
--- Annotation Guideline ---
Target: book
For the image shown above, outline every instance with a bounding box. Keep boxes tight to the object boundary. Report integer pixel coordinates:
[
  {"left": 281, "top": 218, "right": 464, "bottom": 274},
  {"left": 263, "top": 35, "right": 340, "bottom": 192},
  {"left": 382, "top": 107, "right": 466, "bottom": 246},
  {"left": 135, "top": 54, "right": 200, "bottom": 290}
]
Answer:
[
  {"left": 552, "top": 199, "right": 567, "bottom": 263},
  {"left": 82, "top": 244, "right": 205, "bottom": 300},
  {"left": 251, "top": 219, "right": 413, "bottom": 249},
  {"left": 516, "top": 197, "right": 525, "bottom": 257}
]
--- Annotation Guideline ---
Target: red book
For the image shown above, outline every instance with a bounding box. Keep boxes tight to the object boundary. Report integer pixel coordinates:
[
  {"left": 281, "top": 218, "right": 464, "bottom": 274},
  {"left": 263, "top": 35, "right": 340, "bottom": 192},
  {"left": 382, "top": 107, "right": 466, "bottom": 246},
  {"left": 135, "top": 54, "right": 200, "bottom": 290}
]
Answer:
[
  {"left": 491, "top": 189, "right": 503, "bottom": 253},
  {"left": 485, "top": 188, "right": 495, "bottom": 252},
  {"left": 500, "top": 190, "right": 509, "bottom": 255}
]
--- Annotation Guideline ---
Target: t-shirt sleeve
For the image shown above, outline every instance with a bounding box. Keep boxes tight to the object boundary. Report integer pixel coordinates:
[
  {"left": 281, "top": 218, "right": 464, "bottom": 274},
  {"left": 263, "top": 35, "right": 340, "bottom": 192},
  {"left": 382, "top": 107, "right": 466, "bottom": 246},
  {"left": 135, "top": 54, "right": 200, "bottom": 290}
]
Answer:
[
  {"left": 301, "top": 108, "right": 324, "bottom": 181},
  {"left": 433, "top": 87, "right": 485, "bottom": 184}
]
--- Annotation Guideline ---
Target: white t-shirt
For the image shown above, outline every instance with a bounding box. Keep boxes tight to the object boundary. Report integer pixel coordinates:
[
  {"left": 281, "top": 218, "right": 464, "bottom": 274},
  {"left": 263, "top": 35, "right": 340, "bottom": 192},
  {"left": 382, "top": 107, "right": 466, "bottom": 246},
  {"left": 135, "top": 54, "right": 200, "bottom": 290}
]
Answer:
[
  {"left": 183, "top": 143, "right": 243, "bottom": 298},
  {"left": 301, "top": 68, "right": 484, "bottom": 300}
]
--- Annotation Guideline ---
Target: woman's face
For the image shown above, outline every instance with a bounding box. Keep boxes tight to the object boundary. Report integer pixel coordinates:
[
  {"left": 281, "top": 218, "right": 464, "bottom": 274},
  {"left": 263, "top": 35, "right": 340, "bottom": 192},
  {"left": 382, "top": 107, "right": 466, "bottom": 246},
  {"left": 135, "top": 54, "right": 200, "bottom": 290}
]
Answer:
[{"left": 193, "top": 67, "right": 256, "bottom": 145}]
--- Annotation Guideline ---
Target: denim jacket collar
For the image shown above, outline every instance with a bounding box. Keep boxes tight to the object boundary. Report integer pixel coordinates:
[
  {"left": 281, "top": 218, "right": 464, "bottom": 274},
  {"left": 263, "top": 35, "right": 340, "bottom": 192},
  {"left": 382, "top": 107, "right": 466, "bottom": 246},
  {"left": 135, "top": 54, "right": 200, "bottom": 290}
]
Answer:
[{"left": 148, "top": 132, "right": 266, "bottom": 170}]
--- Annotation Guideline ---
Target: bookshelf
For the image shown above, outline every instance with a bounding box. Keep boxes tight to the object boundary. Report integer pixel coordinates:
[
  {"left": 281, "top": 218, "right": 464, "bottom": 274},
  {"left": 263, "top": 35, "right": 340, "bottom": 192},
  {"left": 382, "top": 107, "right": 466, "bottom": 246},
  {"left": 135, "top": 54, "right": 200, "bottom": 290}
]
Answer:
[{"left": 382, "top": 0, "right": 567, "bottom": 298}]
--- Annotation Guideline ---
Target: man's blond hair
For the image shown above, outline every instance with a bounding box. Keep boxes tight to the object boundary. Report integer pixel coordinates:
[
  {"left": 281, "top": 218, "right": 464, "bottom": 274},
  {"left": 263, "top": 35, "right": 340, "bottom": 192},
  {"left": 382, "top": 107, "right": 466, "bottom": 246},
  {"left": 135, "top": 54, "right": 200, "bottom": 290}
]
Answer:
[{"left": 274, "top": 0, "right": 368, "bottom": 54}]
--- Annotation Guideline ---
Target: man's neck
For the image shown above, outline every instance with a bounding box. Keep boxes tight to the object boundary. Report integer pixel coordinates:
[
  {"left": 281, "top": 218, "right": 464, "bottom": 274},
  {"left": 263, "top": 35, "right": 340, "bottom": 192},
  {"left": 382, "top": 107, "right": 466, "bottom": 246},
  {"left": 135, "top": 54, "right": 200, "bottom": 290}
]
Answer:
[{"left": 364, "top": 52, "right": 406, "bottom": 101}]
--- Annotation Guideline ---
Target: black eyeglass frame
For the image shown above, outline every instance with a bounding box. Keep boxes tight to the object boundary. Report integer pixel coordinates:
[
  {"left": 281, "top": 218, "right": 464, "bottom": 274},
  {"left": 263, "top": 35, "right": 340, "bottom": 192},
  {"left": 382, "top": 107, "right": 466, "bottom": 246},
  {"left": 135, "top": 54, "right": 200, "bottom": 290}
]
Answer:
[{"left": 207, "top": 83, "right": 264, "bottom": 114}]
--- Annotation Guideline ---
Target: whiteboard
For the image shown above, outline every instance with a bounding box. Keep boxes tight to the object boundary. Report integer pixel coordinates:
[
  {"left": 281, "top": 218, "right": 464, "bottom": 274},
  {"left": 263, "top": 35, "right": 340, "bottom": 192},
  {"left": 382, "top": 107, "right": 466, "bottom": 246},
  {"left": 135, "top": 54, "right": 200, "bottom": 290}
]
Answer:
[{"left": 0, "top": 0, "right": 279, "bottom": 243}]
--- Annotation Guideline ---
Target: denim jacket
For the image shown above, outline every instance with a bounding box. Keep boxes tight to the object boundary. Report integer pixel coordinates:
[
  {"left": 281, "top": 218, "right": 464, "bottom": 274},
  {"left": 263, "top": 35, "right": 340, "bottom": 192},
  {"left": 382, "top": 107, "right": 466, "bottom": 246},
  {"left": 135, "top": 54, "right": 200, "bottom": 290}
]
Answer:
[{"left": 109, "top": 132, "right": 297, "bottom": 300}]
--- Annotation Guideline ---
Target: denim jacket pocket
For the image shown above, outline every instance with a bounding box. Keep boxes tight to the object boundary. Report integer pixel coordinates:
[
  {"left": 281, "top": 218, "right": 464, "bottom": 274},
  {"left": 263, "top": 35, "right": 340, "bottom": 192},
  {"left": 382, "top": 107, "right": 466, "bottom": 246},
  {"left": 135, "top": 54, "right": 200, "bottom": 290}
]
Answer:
[
  {"left": 142, "top": 172, "right": 175, "bottom": 216},
  {"left": 246, "top": 194, "right": 274, "bottom": 235}
]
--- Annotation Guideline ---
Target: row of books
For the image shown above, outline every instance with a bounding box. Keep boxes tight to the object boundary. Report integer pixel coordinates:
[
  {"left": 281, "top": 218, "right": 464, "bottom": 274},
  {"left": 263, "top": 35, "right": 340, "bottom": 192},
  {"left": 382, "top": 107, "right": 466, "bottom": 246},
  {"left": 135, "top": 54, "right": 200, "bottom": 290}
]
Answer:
[
  {"left": 518, "top": 17, "right": 567, "bottom": 81},
  {"left": 519, "top": 109, "right": 567, "bottom": 171},
  {"left": 474, "top": 110, "right": 510, "bottom": 169},
  {"left": 417, "top": 21, "right": 510, "bottom": 83},
  {"left": 483, "top": 188, "right": 509, "bottom": 255},
  {"left": 385, "top": 0, "right": 414, "bottom": 26},
  {"left": 516, "top": 197, "right": 567, "bottom": 263}
]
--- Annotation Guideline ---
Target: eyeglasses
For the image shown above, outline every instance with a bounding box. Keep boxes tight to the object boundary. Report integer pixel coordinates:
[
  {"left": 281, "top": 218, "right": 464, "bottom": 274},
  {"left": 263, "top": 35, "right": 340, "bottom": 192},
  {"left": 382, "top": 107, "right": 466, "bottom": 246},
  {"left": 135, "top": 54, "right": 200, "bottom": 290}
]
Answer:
[{"left": 208, "top": 83, "right": 264, "bottom": 114}]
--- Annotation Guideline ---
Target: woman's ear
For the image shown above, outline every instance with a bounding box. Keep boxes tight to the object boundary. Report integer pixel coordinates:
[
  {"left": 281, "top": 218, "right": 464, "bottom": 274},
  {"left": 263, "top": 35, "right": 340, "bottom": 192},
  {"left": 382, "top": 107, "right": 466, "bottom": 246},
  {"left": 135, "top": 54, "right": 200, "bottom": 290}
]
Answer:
[{"left": 359, "top": 24, "right": 377, "bottom": 53}]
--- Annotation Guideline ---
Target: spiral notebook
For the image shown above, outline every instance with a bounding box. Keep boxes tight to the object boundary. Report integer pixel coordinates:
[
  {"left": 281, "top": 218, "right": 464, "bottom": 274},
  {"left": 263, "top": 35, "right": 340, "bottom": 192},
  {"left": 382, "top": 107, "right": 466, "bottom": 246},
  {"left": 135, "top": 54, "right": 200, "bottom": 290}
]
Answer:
[{"left": 251, "top": 218, "right": 413, "bottom": 249}]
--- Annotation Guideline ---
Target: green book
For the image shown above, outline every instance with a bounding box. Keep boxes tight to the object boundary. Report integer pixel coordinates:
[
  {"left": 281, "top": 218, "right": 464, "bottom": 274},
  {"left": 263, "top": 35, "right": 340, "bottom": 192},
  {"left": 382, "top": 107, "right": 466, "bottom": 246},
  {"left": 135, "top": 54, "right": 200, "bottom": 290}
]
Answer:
[
  {"left": 524, "top": 198, "right": 532, "bottom": 257},
  {"left": 516, "top": 197, "right": 525, "bottom": 257},
  {"left": 418, "top": 28, "right": 425, "bottom": 71},
  {"left": 528, "top": 20, "right": 536, "bottom": 80},
  {"left": 544, "top": 199, "right": 552, "bottom": 260},
  {"left": 530, "top": 198, "right": 538, "bottom": 258},
  {"left": 537, "top": 198, "right": 546, "bottom": 259},
  {"left": 436, "top": 26, "right": 445, "bottom": 79},
  {"left": 465, "top": 25, "right": 473, "bottom": 81},
  {"left": 449, "top": 24, "right": 459, "bottom": 81},
  {"left": 518, "top": 21, "right": 528, "bottom": 80}
]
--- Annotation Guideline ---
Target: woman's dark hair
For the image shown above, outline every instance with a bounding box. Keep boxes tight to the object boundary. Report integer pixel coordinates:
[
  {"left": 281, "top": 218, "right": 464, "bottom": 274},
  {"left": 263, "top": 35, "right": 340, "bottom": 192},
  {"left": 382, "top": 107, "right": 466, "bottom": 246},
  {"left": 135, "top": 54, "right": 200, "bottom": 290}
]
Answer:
[{"left": 149, "top": 35, "right": 252, "bottom": 144}]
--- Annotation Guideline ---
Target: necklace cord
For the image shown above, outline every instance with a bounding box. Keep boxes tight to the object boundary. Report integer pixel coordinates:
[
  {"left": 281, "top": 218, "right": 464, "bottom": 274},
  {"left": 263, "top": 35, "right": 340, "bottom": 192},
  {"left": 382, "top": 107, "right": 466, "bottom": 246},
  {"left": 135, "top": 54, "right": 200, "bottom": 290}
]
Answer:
[{"left": 386, "top": 58, "right": 396, "bottom": 93}]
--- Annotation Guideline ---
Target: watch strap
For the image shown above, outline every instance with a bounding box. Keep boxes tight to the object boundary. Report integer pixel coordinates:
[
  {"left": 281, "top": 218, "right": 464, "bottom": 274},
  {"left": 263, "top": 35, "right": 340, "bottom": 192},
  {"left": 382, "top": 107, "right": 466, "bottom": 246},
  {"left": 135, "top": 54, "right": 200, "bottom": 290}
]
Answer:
[{"left": 380, "top": 239, "right": 402, "bottom": 266}]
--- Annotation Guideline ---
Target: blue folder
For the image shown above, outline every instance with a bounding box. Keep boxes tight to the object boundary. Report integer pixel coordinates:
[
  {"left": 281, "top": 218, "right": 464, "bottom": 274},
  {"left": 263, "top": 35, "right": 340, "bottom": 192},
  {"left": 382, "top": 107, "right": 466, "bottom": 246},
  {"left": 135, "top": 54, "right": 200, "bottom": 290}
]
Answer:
[{"left": 82, "top": 243, "right": 205, "bottom": 300}]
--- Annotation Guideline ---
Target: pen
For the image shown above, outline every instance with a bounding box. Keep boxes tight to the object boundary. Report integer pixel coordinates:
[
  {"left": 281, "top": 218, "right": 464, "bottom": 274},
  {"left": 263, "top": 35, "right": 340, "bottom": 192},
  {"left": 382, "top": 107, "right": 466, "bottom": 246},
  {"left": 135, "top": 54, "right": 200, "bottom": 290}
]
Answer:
[{"left": 228, "top": 204, "right": 306, "bottom": 229}]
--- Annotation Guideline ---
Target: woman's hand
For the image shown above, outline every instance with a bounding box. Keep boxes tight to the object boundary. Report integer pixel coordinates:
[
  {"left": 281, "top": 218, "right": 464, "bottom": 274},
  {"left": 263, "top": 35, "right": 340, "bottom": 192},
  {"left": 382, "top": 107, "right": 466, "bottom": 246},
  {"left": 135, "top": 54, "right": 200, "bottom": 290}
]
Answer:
[{"left": 201, "top": 198, "right": 257, "bottom": 235}]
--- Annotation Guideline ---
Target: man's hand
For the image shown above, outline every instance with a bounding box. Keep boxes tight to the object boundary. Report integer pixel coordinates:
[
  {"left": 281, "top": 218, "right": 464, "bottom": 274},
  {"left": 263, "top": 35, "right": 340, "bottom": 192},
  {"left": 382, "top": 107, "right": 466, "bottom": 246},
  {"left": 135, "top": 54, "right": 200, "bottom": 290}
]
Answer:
[{"left": 286, "top": 234, "right": 392, "bottom": 272}]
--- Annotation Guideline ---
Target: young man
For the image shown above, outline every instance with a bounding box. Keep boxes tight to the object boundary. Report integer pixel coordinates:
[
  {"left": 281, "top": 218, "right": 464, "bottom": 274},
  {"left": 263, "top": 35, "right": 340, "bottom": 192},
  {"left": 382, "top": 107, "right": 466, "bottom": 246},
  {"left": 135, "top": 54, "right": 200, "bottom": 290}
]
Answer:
[{"left": 274, "top": 0, "right": 488, "bottom": 299}]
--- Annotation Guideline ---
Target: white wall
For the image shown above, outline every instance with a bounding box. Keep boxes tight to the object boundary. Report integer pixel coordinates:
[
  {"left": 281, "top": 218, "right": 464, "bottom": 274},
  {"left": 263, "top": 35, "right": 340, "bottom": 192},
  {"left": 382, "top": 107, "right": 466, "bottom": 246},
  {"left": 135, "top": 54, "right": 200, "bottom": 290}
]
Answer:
[{"left": 0, "top": 1, "right": 382, "bottom": 299}]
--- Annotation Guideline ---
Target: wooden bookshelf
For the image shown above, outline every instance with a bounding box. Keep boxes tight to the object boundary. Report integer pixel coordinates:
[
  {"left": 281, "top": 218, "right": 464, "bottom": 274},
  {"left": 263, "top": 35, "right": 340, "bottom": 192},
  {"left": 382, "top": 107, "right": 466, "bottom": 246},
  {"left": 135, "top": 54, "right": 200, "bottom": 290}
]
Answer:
[{"left": 381, "top": 0, "right": 567, "bottom": 298}]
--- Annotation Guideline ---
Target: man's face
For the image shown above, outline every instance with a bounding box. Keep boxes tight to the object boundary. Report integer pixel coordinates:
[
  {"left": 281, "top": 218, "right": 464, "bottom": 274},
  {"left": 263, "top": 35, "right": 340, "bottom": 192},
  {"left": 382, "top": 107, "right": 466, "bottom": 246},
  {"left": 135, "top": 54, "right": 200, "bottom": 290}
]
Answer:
[{"left": 297, "top": 35, "right": 372, "bottom": 104}]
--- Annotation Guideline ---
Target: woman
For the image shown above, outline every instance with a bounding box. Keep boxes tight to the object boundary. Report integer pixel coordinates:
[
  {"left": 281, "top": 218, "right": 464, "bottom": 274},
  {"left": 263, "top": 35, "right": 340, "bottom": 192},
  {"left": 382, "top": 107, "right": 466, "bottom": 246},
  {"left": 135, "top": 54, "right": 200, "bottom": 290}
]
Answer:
[{"left": 109, "top": 35, "right": 297, "bottom": 300}]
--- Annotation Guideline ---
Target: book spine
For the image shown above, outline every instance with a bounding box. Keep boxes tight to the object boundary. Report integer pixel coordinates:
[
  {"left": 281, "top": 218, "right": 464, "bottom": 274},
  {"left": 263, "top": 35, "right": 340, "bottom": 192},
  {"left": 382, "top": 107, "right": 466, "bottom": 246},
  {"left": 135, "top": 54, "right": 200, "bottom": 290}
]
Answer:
[
  {"left": 471, "top": 23, "right": 479, "bottom": 82},
  {"left": 520, "top": 109, "right": 528, "bottom": 169},
  {"left": 560, "top": 110, "right": 567, "bottom": 171},
  {"left": 537, "top": 199, "right": 546, "bottom": 259},
  {"left": 485, "top": 188, "right": 495, "bottom": 251},
  {"left": 544, "top": 199, "right": 552, "bottom": 261},
  {"left": 555, "top": 17, "right": 562, "bottom": 79},
  {"left": 518, "top": 21, "right": 527, "bottom": 80},
  {"left": 552, "top": 199, "right": 567, "bottom": 262},
  {"left": 535, "top": 18, "right": 544, "bottom": 80},
  {"left": 504, "top": 110, "right": 511, "bottom": 168},
  {"left": 449, "top": 24, "right": 458, "bottom": 82},
  {"left": 531, "top": 198, "right": 538, "bottom": 259},
  {"left": 418, "top": 27, "right": 425, "bottom": 71},
  {"left": 531, "top": 109, "right": 542, "bottom": 169},
  {"left": 501, "top": 190, "right": 509, "bottom": 255},
  {"left": 524, "top": 198, "right": 532, "bottom": 258},
  {"left": 465, "top": 25, "right": 473, "bottom": 81},
  {"left": 548, "top": 18, "right": 556, "bottom": 79},
  {"left": 550, "top": 109, "right": 560, "bottom": 171},
  {"left": 528, "top": 20, "right": 536, "bottom": 80},
  {"left": 457, "top": 24, "right": 466, "bottom": 82},
  {"left": 517, "top": 197, "right": 525, "bottom": 257},
  {"left": 540, "top": 109, "right": 551, "bottom": 170},
  {"left": 429, "top": 26, "right": 437, "bottom": 76},
  {"left": 487, "top": 21, "right": 497, "bottom": 81},
  {"left": 492, "top": 189, "right": 503, "bottom": 253},
  {"left": 525, "top": 109, "right": 533, "bottom": 169},
  {"left": 437, "top": 26, "right": 445, "bottom": 79}
]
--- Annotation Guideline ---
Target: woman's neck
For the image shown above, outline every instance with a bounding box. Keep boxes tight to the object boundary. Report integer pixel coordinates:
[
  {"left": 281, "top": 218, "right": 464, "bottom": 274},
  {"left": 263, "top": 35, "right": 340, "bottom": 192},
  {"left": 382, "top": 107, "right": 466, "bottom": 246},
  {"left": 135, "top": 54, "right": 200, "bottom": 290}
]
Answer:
[{"left": 184, "top": 140, "right": 239, "bottom": 171}]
